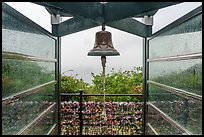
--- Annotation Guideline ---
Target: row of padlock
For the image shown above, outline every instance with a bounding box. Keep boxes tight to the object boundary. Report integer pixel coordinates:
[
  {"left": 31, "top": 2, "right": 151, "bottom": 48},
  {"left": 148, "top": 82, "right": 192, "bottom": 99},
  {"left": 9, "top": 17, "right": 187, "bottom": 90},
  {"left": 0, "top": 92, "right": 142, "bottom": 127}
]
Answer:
[{"left": 61, "top": 101, "right": 142, "bottom": 128}]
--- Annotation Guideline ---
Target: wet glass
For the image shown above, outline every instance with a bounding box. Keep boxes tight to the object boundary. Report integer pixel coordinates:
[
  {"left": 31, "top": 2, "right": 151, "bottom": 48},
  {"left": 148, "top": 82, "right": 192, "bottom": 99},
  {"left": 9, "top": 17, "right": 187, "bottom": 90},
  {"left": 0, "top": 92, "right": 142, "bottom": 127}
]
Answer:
[
  {"left": 2, "top": 4, "right": 57, "bottom": 135},
  {"left": 2, "top": 84, "right": 55, "bottom": 135},
  {"left": 149, "top": 14, "right": 202, "bottom": 59},
  {"left": 20, "top": 107, "right": 56, "bottom": 135},
  {"left": 2, "top": 59, "right": 55, "bottom": 98},
  {"left": 147, "top": 105, "right": 184, "bottom": 135},
  {"left": 2, "top": 11, "right": 56, "bottom": 60},
  {"left": 149, "top": 59, "right": 202, "bottom": 95},
  {"left": 147, "top": 9, "right": 202, "bottom": 135},
  {"left": 148, "top": 84, "right": 202, "bottom": 134}
]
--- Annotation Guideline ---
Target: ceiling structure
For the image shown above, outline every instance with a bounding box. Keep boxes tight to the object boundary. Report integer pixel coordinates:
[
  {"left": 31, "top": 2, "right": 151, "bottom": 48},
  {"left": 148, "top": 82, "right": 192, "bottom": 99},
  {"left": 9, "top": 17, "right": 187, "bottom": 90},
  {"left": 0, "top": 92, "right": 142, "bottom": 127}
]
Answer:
[{"left": 34, "top": 2, "right": 182, "bottom": 37}]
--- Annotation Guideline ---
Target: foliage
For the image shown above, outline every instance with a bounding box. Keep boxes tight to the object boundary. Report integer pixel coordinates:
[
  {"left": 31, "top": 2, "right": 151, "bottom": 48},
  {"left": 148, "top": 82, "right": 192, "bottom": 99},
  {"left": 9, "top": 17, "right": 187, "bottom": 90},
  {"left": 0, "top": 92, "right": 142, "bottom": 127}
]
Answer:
[
  {"left": 89, "top": 67, "right": 143, "bottom": 102},
  {"left": 2, "top": 60, "right": 54, "bottom": 98},
  {"left": 148, "top": 63, "right": 202, "bottom": 134},
  {"left": 61, "top": 66, "right": 143, "bottom": 102},
  {"left": 61, "top": 75, "right": 89, "bottom": 93},
  {"left": 61, "top": 75, "right": 90, "bottom": 101},
  {"left": 2, "top": 59, "right": 55, "bottom": 135},
  {"left": 149, "top": 63, "right": 202, "bottom": 101}
]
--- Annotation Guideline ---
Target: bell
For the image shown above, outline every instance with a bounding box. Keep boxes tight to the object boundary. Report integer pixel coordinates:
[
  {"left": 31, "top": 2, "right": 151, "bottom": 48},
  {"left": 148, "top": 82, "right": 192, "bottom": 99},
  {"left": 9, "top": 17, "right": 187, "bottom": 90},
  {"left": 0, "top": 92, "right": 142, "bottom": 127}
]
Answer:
[{"left": 88, "top": 29, "right": 120, "bottom": 56}]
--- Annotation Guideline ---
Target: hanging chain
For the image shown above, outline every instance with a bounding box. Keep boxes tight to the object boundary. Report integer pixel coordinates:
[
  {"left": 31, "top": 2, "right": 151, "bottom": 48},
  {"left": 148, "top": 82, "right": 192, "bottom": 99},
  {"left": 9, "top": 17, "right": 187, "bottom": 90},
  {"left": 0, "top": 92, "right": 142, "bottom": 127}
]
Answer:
[{"left": 102, "top": 23, "right": 105, "bottom": 31}]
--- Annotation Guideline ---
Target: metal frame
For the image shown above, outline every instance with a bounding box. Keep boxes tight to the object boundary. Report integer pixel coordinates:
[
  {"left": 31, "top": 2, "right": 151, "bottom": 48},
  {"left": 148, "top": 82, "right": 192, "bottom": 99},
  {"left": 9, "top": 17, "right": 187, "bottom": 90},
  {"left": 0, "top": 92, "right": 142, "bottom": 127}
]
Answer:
[
  {"left": 2, "top": 51, "right": 57, "bottom": 62},
  {"left": 34, "top": 2, "right": 179, "bottom": 23},
  {"left": 106, "top": 18, "right": 152, "bottom": 37},
  {"left": 147, "top": 123, "right": 158, "bottom": 135},
  {"left": 2, "top": 3, "right": 56, "bottom": 39},
  {"left": 147, "top": 80, "right": 202, "bottom": 101},
  {"left": 147, "top": 52, "right": 202, "bottom": 62},
  {"left": 3, "top": 2, "right": 202, "bottom": 135},
  {"left": 51, "top": 16, "right": 99, "bottom": 37},
  {"left": 55, "top": 37, "right": 61, "bottom": 135},
  {"left": 61, "top": 93, "right": 143, "bottom": 97},
  {"left": 147, "top": 102, "right": 192, "bottom": 135},
  {"left": 61, "top": 92, "right": 143, "bottom": 135},
  {"left": 142, "top": 37, "right": 147, "bottom": 135},
  {"left": 2, "top": 2, "right": 60, "bottom": 135},
  {"left": 2, "top": 80, "right": 56, "bottom": 106},
  {"left": 146, "top": 5, "right": 202, "bottom": 135},
  {"left": 17, "top": 103, "right": 56, "bottom": 135},
  {"left": 148, "top": 5, "right": 202, "bottom": 40},
  {"left": 47, "top": 124, "right": 57, "bottom": 135},
  {"left": 33, "top": 2, "right": 181, "bottom": 37}
]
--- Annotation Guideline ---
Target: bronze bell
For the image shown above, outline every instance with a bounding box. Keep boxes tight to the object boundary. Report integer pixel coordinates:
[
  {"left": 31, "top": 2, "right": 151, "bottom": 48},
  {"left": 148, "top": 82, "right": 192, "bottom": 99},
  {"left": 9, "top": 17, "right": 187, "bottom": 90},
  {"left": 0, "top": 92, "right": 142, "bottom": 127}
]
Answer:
[{"left": 88, "top": 26, "right": 120, "bottom": 56}]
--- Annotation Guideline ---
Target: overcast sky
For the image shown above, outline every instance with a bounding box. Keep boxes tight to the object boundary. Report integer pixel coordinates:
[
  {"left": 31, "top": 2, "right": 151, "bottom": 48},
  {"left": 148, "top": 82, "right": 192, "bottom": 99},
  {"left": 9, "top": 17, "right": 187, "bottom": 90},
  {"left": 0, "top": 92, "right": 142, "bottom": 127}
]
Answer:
[{"left": 5, "top": 2, "right": 202, "bottom": 84}]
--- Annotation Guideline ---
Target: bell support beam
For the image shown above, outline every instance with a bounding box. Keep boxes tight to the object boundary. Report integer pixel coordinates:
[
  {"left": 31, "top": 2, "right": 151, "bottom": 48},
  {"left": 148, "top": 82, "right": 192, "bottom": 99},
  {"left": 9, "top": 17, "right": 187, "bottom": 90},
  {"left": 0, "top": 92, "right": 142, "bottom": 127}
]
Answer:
[
  {"left": 34, "top": 2, "right": 104, "bottom": 23},
  {"left": 104, "top": 2, "right": 181, "bottom": 22},
  {"left": 106, "top": 17, "right": 152, "bottom": 37},
  {"left": 44, "top": 5, "right": 158, "bottom": 18},
  {"left": 34, "top": 2, "right": 181, "bottom": 24},
  {"left": 133, "top": 10, "right": 158, "bottom": 18},
  {"left": 52, "top": 16, "right": 100, "bottom": 37},
  {"left": 33, "top": 2, "right": 182, "bottom": 37},
  {"left": 45, "top": 7, "right": 73, "bottom": 17}
]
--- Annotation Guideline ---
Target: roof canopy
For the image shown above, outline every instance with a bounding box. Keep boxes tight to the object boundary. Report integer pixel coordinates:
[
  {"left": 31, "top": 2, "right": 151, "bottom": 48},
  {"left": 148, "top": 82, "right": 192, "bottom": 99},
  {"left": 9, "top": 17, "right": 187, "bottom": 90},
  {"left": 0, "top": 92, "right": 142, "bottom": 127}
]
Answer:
[{"left": 34, "top": 2, "right": 181, "bottom": 37}]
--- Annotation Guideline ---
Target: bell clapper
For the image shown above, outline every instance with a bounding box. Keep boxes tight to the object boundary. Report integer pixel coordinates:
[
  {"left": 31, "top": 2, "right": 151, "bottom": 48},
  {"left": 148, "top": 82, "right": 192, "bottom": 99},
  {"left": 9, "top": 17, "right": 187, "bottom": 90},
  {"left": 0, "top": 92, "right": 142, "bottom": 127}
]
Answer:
[{"left": 101, "top": 56, "right": 107, "bottom": 121}]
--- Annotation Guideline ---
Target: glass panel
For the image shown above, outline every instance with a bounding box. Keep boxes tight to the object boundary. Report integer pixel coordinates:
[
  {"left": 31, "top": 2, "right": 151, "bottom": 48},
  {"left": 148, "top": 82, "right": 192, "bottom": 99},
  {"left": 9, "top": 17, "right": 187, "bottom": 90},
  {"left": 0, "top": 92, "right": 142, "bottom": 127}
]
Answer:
[
  {"left": 146, "top": 124, "right": 156, "bottom": 135},
  {"left": 2, "top": 84, "right": 55, "bottom": 135},
  {"left": 2, "top": 4, "right": 57, "bottom": 135},
  {"left": 2, "top": 11, "right": 55, "bottom": 60},
  {"left": 147, "top": 105, "right": 184, "bottom": 135},
  {"left": 149, "top": 59, "right": 202, "bottom": 95},
  {"left": 148, "top": 84, "right": 202, "bottom": 134},
  {"left": 2, "top": 59, "right": 55, "bottom": 98},
  {"left": 149, "top": 14, "right": 202, "bottom": 59},
  {"left": 147, "top": 10, "right": 202, "bottom": 135},
  {"left": 21, "top": 107, "right": 55, "bottom": 135}
]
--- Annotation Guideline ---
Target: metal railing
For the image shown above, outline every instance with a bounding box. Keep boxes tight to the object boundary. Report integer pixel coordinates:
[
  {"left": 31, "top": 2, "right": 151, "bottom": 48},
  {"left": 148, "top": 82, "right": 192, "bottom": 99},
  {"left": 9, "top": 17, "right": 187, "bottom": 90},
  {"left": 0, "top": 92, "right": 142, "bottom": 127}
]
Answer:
[{"left": 61, "top": 90, "right": 143, "bottom": 135}]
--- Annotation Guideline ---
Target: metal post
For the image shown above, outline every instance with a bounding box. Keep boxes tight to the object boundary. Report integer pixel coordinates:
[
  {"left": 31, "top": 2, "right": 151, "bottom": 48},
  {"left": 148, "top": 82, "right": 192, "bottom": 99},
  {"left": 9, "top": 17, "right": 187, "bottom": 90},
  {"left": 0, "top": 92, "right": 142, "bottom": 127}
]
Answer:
[
  {"left": 52, "top": 13, "right": 62, "bottom": 135},
  {"left": 142, "top": 37, "right": 147, "bottom": 135},
  {"left": 79, "top": 90, "right": 83, "bottom": 135},
  {"left": 55, "top": 37, "right": 61, "bottom": 135},
  {"left": 142, "top": 15, "right": 152, "bottom": 135},
  {"left": 56, "top": 37, "right": 61, "bottom": 135}
]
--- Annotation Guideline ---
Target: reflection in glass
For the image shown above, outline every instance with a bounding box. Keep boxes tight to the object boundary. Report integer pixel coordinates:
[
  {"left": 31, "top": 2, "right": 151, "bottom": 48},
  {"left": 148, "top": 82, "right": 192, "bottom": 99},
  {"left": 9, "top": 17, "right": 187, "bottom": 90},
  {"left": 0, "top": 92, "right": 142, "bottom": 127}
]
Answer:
[
  {"left": 21, "top": 108, "right": 55, "bottom": 135},
  {"left": 2, "top": 11, "right": 55, "bottom": 60},
  {"left": 147, "top": 105, "right": 184, "bottom": 135},
  {"left": 148, "top": 85, "right": 202, "bottom": 134},
  {"left": 2, "top": 84, "right": 55, "bottom": 135},
  {"left": 149, "top": 14, "right": 202, "bottom": 58},
  {"left": 2, "top": 4, "right": 57, "bottom": 135},
  {"left": 147, "top": 11, "right": 202, "bottom": 135},
  {"left": 2, "top": 59, "right": 55, "bottom": 98},
  {"left": 149, "top": 59, "right": 202, "bottom": 95}
]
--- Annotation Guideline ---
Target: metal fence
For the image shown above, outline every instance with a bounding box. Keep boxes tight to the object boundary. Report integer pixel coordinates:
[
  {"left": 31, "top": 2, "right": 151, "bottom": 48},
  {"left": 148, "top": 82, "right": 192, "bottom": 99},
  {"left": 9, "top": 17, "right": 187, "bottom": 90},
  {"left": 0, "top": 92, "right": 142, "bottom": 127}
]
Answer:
[{"left": 61, "top": 91, "right": 143, "bottom": 135}]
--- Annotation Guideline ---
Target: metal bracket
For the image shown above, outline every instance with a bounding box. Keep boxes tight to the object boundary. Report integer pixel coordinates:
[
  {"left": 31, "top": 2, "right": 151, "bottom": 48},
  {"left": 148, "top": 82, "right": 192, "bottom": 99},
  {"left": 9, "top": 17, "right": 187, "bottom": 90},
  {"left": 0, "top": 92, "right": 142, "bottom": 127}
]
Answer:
[
  {"left": 142, "top": 15, "right": 153, "bottom": 26},
  {"left": 51, "top": 14, "right": 62, "bottom": 24}
]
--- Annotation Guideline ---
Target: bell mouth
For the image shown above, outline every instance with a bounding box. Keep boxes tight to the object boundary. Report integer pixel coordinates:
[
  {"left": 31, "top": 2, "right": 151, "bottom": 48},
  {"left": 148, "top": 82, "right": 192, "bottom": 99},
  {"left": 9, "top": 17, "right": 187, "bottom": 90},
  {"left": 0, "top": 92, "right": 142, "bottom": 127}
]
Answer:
[{"left": 88, "top": 49, "right": 120, "bottom": 56}]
